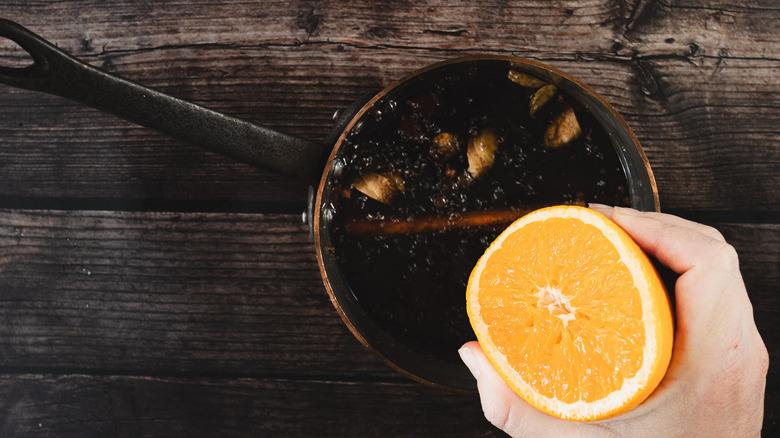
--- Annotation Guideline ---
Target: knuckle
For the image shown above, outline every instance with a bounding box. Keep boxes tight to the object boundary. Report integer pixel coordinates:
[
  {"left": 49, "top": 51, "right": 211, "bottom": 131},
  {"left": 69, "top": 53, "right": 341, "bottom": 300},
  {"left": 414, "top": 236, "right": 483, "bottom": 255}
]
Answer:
[
  {"left": 719, "top": 344, "right": 747, "bottom": 384},
  {"left": 714, "top": 331, "right": 768, "bottom": 397},
  {"left": 699, "top": 224, "right": 726, "bottom": 242},
  {"left": 709, "top": 241, "right": 740, "bottom": 273},
  {"left": 475, "top": 365, "right": 509, "bottom": 428},
  {"left": 709, "top": 337, "right": 769, "bottom": 434},
  {"left": 755, "top": 337, "right": 770, "bottom": 378},
  {"left": 481, "top": 395, "right": 511, "bottom": 430},
  {"left": 483, "top": 397, "right": 534, "bottom": 438},
  {"left": 499, "top": 407, "right": 538, "bottom": 438}
]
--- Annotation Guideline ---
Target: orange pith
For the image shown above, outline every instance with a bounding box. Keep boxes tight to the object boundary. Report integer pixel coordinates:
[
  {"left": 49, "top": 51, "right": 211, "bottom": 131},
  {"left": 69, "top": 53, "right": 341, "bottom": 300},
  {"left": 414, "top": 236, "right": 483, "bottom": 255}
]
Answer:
[{"left": 466, "top": 205, "right": 673, "bottom": 421}]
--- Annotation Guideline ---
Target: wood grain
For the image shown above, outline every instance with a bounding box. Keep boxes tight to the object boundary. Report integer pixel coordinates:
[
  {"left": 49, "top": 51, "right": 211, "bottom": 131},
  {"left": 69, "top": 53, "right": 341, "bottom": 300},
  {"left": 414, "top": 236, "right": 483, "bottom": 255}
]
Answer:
[
  {"left": 0, "top": 3, "right": 777, "bottom": 212},
  {"left": 2, "top": 1, "right": 778, "bottom": 59},
  {"left": 0, "top": 210, "right": 396, "bottom": 377},
  {"left": 1, "top": 373, "right": 777, "bottom": 435},
  {"left": 0, "top": 211, "right": 776, "bottom": 379},
  {"left": 0, "top": 0, "right": 777, "bottom": 435},
  {"left": 0, "top": 374, "right": 502, "bottom": 437}
]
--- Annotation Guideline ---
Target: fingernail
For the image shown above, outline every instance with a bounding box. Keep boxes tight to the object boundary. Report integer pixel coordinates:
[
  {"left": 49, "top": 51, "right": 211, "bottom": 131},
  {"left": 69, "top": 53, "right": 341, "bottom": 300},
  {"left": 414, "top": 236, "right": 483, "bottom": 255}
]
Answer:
[
  {"left": 614, "top": 206, "right": 642, "bottom": 216},
  {"left": 458, "top": 347, "right": 481, "bottom": 379},
  {"left": 588, "top": 203, "right": 614, "bottom": 218}
]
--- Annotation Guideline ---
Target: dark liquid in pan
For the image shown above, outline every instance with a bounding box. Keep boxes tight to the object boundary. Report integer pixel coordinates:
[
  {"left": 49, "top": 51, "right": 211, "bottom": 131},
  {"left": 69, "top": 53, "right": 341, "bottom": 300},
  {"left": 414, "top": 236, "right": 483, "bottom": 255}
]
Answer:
[{"left": 329, "top": 62, "right": 631, "bottom": 365}]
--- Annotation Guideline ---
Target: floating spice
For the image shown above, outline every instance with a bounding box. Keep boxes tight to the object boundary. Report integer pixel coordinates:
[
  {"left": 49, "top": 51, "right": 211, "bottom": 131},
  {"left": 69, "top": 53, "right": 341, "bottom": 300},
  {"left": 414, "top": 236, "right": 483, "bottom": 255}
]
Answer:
[
  {"left": 508, "top": 69, "right": 547, "bottom": 88},
  {"left": 431, "top": 132, "right": 461, "bottom": 162},
  {"left": 544, "top": 108, "right": 582, "bottom": 148},
  {"left": 530, "top": 84, "right": 557, "bottom": 116},
  {"left": 352, "top": 172, "right": 404, "bottom": 204},
  {"left": 467, "top": 128, "right": 498, "bottom": 178},
  {"left": 331, "top": 62, "right": 631, "bottom": 364}
]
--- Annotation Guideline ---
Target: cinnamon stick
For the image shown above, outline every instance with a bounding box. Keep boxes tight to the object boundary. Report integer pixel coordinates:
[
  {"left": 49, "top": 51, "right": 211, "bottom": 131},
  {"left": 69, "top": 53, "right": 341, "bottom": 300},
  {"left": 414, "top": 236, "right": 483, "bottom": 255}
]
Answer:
[{"left": 345, "top": 208, "right": 533, "bottom": 236}]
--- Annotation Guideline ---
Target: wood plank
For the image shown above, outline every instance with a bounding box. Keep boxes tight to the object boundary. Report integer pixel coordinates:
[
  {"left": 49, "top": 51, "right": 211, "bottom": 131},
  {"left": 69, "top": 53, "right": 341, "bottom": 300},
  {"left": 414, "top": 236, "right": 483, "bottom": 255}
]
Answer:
[
  {"left": 766, "top": 387, "right": 780, "bottom": 435},
  {"left": 0, "top": 210, "right": 398, "bottom": 378},
  {"left": 1, "top": 0, "right": 777, "bottom": 59},
  {"left": 0, "top": 374, "right": 502, "bottom": 437},
  {"left": 1, "top": 48, "right": 777, "bottom": 212},
  {"left": 0, "top": 211, "right": 776, "bottom": 378},
  {"left": 0, "top": 374, "right": 776, "bottom": 436},
  {"left": 0, "top": 0, "right": 775, "bottom": 434},
  {"left": 0, "top": 2, "right": 777, "bottom": 212},
  {"left": 620, "top": 57, "right": 780, "bottom": 213},
  {"left": 715, "top": 222, "right": 780, "bottom": 383}
]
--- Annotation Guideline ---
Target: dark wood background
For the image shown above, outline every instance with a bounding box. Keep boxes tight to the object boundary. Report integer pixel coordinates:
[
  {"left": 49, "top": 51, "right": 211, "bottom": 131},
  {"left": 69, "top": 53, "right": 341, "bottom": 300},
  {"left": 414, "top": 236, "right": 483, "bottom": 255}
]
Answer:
[{"left": 0, "top": 1, "right": 777, "bottom": 436}]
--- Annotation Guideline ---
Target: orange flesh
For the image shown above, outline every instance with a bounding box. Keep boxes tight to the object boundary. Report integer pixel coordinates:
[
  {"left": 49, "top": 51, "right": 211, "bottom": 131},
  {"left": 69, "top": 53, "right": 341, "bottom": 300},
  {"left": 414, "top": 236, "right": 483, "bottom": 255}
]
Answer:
[{"left": 477, "top": 217, "right": 645, "bottom": 403}]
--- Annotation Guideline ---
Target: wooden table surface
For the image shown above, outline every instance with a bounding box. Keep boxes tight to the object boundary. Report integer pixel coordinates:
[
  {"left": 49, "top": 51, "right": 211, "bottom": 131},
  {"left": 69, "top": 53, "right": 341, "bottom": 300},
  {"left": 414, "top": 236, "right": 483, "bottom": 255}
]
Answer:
[{"left": 1, "top": 1, "right": 778, "bottom": 436}]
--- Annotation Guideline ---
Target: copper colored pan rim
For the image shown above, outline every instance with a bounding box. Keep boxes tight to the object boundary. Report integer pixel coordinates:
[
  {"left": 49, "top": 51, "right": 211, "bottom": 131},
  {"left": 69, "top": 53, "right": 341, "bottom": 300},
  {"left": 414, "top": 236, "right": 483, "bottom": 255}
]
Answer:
[{"left": 312, "top": 55, "right": 659, "bottom": 391}]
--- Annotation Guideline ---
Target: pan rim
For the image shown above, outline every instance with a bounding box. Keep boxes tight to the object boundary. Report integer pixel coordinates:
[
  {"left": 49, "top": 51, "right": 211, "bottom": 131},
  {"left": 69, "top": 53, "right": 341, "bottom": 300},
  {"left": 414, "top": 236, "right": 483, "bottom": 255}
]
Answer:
[{"left": 312, "top": 55, "right": 659, "bottom": 391}]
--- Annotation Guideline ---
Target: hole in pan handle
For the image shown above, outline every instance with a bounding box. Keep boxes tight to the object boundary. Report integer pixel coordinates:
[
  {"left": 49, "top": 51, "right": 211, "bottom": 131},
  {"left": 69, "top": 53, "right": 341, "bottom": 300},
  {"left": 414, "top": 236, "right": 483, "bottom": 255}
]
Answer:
[{"left": 0, "top": 18, "right": 325, "bottom": 183}]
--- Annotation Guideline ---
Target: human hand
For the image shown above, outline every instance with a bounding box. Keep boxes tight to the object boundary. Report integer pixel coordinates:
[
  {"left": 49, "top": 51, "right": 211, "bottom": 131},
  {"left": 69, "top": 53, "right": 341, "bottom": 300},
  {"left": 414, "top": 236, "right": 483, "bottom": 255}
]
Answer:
[{"left": 459, "top": 206, "right": 768, "bottom": 437}]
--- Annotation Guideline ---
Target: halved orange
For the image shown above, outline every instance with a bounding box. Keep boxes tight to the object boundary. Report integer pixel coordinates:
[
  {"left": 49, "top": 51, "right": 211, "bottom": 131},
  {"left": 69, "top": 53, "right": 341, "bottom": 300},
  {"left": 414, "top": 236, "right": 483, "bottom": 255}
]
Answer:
[{"left": 466, "top": 205, "right": 673, "bottom": 421}]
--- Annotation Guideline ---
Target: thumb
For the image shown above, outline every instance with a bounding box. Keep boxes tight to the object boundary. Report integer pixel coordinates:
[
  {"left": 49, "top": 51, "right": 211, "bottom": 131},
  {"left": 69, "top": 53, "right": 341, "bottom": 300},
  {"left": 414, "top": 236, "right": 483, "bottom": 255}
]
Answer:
[{"left": 459, "top": 341, "right": 588, "bottom": 437}]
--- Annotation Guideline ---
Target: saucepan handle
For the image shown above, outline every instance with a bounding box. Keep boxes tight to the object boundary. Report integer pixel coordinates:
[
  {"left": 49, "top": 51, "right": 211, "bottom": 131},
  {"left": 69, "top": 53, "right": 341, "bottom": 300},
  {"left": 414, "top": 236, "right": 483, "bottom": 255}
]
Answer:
[{"left": 0, "top": 18, "right": 325, "bottom": 182}]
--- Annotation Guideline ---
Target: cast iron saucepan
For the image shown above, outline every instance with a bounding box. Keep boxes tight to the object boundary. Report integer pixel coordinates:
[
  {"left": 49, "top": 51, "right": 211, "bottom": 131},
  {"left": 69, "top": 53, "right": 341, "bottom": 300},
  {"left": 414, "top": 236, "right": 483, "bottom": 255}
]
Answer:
[{"left": 0, "top": 19, "right": 659, "bottom": 391}]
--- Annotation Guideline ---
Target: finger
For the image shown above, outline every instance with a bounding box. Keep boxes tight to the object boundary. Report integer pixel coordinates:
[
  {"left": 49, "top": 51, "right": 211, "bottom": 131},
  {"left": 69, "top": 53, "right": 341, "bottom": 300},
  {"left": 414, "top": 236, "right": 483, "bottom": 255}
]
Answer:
[
  {"left": 589, "top": 206, "right": 754, "bottom": 359},
  {"left": 610, "top": 207, "right": 754, "bottom": 360},
  {"left": 624, "top": 208, "right": 726, "bottom": 242},
  {"left": 459, "top": 342, "right": 586, "bottom": 438},
  {"left": 587, "top": 203, "right": 615, "bottom": 218},
  {"left": 588, "top": 204, "right": 725, "bottom": 242},
  {"left": 609, "top": 207, "right": 734, "bottom": 274}
]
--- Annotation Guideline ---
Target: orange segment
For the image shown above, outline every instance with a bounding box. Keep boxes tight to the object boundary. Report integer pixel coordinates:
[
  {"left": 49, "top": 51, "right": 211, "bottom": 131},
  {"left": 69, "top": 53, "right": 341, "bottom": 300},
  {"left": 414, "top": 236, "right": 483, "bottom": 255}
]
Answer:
[{"left": 466, "top": 205, "right": 673, "bottom": 421}]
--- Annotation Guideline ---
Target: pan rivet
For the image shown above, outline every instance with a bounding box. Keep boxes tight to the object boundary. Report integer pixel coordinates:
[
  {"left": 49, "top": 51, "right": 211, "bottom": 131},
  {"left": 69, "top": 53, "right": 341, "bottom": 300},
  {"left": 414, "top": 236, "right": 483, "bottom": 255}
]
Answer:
[
  {"left": 332, "top": 109, "right": 343, "bottom": 121},
  {"left": 320, "top": 203, "right": 334, "bottom": 226},
  {"left": 331, "top": 157, "right": 345, "bottom": 177}
]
